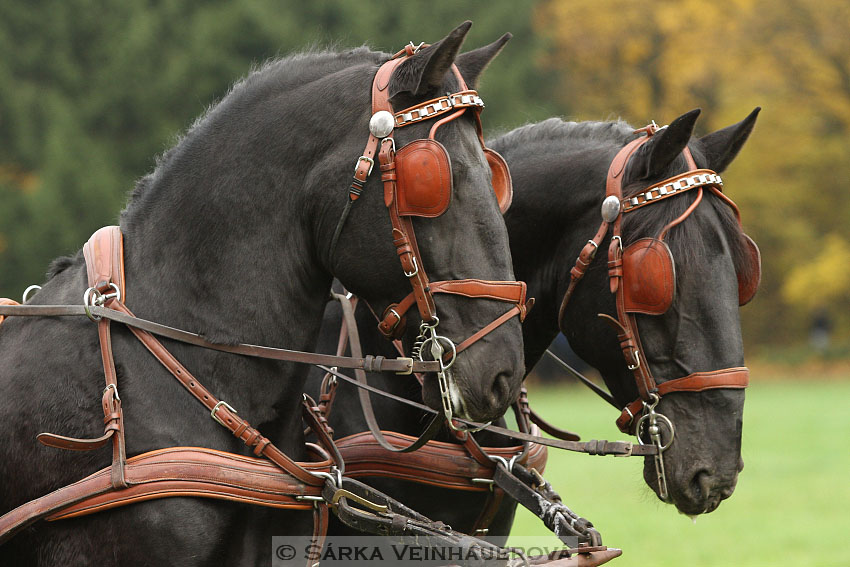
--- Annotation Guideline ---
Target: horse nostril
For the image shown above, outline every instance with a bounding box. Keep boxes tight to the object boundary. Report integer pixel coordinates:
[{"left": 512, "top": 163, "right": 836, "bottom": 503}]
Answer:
[
  {"left": 487, "top": 371, "right": 513, "bottom": 411},
  {"left": 692, "top": 470, "right": 713, "bottom": 502}
]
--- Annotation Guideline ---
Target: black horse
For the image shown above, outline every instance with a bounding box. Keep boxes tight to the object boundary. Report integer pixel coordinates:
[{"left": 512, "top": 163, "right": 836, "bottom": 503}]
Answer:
[
  {"left": 309, "top": 107, "right": 761, "bottom": 541},
  {"left": 0, "top": 23, "right": 526, "bottom": 565}
]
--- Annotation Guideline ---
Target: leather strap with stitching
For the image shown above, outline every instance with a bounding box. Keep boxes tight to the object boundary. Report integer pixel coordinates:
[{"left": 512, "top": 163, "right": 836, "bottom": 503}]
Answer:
[{"left": 0, "top": 303, "right": 439, "bottom": 375}]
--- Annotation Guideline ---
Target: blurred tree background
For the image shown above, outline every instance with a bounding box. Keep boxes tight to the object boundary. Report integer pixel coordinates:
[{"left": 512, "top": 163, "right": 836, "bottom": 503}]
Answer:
[{"left": 1, "top": 0, "right": 847, "bottom": 357}]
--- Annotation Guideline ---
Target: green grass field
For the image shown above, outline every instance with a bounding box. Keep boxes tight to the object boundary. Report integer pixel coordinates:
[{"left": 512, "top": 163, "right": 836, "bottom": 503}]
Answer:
[{"left": 507, "top": 373, "right": 850, "bottom": 567}]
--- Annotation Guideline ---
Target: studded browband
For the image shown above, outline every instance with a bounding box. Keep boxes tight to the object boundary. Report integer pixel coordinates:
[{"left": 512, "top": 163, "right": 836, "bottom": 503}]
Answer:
[{"left": 559, "top": 124, "right": 749, "bottom": 434}]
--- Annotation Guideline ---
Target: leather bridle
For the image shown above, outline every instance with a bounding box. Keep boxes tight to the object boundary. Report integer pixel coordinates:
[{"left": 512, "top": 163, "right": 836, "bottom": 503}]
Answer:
[
  {"left": 330, "top": 43, "right": 531, "bottom": 427},
  {"left": 557, "top": 123, "right": 753, "bottom": 501}
]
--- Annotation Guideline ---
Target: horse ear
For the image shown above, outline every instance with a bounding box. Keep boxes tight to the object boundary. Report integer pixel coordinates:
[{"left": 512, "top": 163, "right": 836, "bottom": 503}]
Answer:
[
  {"left": 388, "top": 21, "right": 472, "bottom": 99},
  {"left": 635, "top": 109, "right": 701, "bottom": 180},
  {"left": 454, "top": 33, "right": 512, "bottom": 89},
  {"left": 698, "top": 107, "right": 761, "bottom": 173}
]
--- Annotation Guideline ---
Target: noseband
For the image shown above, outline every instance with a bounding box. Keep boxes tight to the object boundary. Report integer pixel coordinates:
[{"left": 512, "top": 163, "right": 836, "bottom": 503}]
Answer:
[
  {"left": 330, "top": 44, "right": 530, "bottom": 427},
  {"left": 558, "top": 123, "right": 757, "bottom": 501}
]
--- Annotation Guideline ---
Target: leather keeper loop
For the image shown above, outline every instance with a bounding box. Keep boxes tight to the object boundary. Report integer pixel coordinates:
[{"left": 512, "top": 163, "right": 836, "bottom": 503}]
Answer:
[
  {"left": 103, "top": 412, "right": 121, "bottom": 424},
  {"left": 252, "top": 437, "right": 271, "bottom": 456}
]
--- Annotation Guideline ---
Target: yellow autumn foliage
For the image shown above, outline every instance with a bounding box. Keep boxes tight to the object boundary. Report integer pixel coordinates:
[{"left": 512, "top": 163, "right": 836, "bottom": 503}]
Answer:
[
  {"left": 535, "top": 0, "right": 850, "bottom": 345},
  {"left": 783, "top": 235, "right": 850, "bottom": 310}
]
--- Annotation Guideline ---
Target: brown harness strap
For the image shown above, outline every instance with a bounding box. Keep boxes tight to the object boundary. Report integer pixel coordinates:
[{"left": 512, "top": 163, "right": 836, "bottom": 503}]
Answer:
[
  {"left": 616, "top": 367, "right": 750, "bottom": 432},
  {"left": 334, "top": 430, "right": 547, "bottom": 491},
  {"left": 47, "top": 445, "right": 332, "bottom": 521},
  {"left": 469, "top": 486, "right": 505, "bottom": 536},
  {"left": 0, "top": 302, "right": 439, "bottom": 374},
  {"left": 108, "top": 296, "right": 334, "bottom": 486},
  {"left": 0, "top": 444, "right": 332, "bottom": 546},
  {"left": 37, "top": 227, "right": 129, "bottom": 489},
  {"left": 378, "top": 279, "right": 531, "bottom": 341},
  {"left": 0, "top": 228, "right": 342, "bottom": 558}
]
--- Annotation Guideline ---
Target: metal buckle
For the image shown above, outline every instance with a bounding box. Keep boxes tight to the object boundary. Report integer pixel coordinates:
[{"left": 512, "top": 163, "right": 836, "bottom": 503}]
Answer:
[
  {"left": 210, "top": 400, "right": 237, "bottom": 427},
  {"left": 386, "top": 307, "right": 402, "bottom": 327},
  {"left": 611, "top": 235, "right": 623, "bottom": 251},
  {"left": 331, "top": 489, "right": 388, "bottom": 515},
  {"left": 354, "top": 155, "right": 374, "bottom": 176},
  {"left": 393, "top": 356, "right": 414, "bottom": 376},
  {"left": 103, "top": 383, "right": 121, "bottom": 403},
  {"left": 403, "top": 256, "right": 419, "bottom": 278},
  {"left": 627, "top": 350, "right": 641, "bottom": 371},
  {"left": 614, "top": 442, "right": 633, "bottom": 457}
]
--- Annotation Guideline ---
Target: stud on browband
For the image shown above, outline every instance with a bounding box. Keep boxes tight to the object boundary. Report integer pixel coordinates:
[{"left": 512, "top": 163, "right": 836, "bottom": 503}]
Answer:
[
  {"left": 601, "top": 195, "right": 621, "bottom": 223},
  {"left": 369, "top": 111, "right": 395, "bottom": 138}
]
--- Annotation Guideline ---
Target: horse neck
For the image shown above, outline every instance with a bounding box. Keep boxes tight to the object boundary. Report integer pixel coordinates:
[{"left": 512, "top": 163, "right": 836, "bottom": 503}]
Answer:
[
  {"left": 502, "top": 136, "right": 619, "bottom": 370},
  {"left": 118, "top": 143, "right": 337, "bottom": 425}
]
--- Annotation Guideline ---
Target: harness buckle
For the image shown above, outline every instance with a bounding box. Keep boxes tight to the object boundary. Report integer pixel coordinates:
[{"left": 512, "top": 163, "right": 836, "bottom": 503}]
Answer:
[
  {"left": 210, "top": 400, "right": 237, "bottom": 427},
  {"left": 627, "top": 350, "right": 641, "bottom": 371},
  {"left": 103, "top": 383, "right": 121, "bottom": 403},
  {"left": 354, "top": 155, "right": 375, "bottom": 177},
  {"left": 614, "top": 442, "right": 633, "bottom": 457},
  {"left": 331, "top": 488, "right": 389, "bottom": 515},
  {"left": 403, "top": 256, "right": 419, "bottom": 278},
  {"left": 393, "top": 357, "right": 414, "bottom": 375}
]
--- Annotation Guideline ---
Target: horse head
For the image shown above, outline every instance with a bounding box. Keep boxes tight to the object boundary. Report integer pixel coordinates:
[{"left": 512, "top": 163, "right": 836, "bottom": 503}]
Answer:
[
  {"left": 553, "top": 108, "right": 761, "bottom": 515},
  {"left": 324, "top": 25, "right": 525, "bottom": 424}
]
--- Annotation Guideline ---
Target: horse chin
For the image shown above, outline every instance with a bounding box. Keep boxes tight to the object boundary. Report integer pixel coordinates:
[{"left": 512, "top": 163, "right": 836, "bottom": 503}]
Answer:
[
  {"left": 420, "top": 370, "right": 509, "bottom": 424},
  {"left": 643, "top": 456, "right": 741, "bottom": 516}
]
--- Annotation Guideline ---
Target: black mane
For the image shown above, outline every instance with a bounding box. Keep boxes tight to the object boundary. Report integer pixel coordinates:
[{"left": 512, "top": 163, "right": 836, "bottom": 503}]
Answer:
[
  {"left": 121, "top": 47, "right": 386, "bottom": 217},
  {"left": 491, "top": 117, "right": 634, "bottom": 148}
]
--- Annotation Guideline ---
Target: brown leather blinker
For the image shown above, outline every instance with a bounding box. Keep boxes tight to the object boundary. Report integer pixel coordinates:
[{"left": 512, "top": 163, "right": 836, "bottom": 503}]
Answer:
[
  {"left": 395, "top": 139, "right": 452, "bottom": 218},
  {"left": 622, "top": 238, "right": 676, "bottom": 315},
  {"left": 484, "top": 148, "right": 513, "bottom": 214},
  {"left": 622, "top": 233, "right": 759, "bottom": 314},
  {"left": 738, "top": 234, "right": 761, "bottom": 306}
]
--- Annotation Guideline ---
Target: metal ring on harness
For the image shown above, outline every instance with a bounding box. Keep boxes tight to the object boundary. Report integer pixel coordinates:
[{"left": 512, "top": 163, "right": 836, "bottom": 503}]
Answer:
[
  {"left": 83, "top": 288, "right": 103, "bottom": 322},
  {"left": 22, "top": 285, "right": 41, "bottom": 303},
  {"left": 83, "top": 283, "right": 122, "bottom": 322},
  {"left": 636, "top": 409, "right": 675, "bottom": 452}
]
